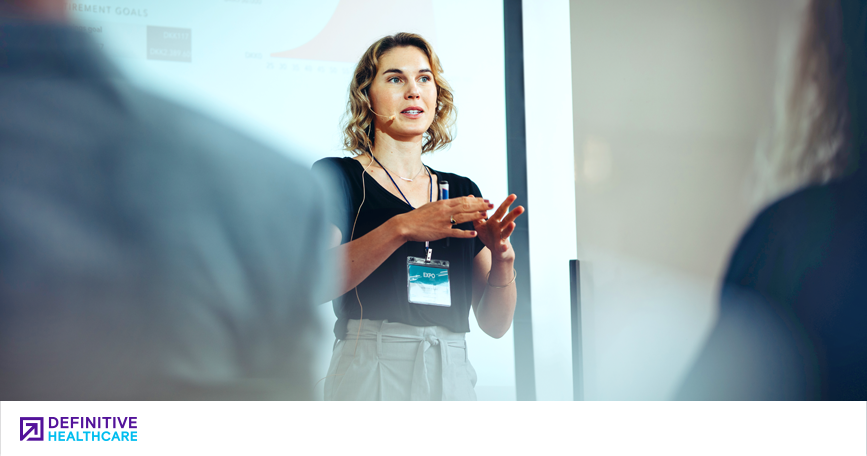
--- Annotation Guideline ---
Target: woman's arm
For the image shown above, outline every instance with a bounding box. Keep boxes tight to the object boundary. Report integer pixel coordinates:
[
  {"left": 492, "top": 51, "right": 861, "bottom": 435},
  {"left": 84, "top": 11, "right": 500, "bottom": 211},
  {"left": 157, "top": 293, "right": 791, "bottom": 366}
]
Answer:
[
  {"left": 471, "top": 248, "right": 517, "bottom": 338},
  {"left": 326, "top": 216, "right": 406, "bottom": 300},
  {"left": 325, "top": 196, "right": 492, "bottom": 301},
  {"left": 471, "top": 194, "right": 524, "bottom": 338}
]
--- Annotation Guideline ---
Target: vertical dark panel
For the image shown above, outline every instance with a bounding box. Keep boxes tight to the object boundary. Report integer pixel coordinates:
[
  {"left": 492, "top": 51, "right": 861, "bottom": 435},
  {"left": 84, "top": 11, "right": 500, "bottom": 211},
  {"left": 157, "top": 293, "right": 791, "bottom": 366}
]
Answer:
[
  {"left": 570, "top": 260, "right": 584, "bottom": 401},
  {"left": 504, "top": 0, "right": 536, "bottom": 401}
]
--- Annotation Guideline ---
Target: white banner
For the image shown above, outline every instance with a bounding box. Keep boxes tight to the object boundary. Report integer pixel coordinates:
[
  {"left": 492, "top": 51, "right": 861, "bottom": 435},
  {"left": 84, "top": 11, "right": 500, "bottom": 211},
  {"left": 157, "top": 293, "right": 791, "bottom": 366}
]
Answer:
[{"left": 1, "top": 401, "right": 865, "bottom": 455}]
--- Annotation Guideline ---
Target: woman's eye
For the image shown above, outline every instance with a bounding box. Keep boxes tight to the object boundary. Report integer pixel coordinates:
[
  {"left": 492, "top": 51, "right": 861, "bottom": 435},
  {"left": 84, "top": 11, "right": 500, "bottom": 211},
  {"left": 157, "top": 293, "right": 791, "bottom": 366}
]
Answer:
[
  {"left": 419, "top": 76, "right": 431, "bottom": 83},
  {"left": 388, "top": 77, "right": 401, "bottom": 83}
]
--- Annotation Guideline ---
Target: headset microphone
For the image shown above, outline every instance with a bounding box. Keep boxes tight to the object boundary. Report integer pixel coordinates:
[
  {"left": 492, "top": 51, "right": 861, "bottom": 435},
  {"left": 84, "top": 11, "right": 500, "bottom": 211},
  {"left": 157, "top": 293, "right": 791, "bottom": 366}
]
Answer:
[{"left": 369, "top": 107, "right": 395, "bottom": 122}]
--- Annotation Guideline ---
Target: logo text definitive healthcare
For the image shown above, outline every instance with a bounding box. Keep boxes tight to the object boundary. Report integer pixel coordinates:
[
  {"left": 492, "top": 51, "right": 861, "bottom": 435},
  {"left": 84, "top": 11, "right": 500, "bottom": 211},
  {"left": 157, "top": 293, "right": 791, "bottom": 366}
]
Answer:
[{"left": 20, "top": 416, "right": 138, "bottom": 442}]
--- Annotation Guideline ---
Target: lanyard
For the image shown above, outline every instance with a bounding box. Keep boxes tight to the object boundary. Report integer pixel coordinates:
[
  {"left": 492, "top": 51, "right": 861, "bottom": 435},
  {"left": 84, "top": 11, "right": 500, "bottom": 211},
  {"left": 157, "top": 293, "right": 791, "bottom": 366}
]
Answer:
[{"left": 371, "top": 154, "right": 434, "bottom": 260}]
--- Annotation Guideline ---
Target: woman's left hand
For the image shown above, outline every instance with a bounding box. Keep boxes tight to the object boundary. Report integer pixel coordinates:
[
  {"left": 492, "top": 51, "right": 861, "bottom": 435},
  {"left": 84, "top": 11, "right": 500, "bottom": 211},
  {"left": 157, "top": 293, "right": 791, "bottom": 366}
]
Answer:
[{"left": 473, "top": 194, "right": 524, "bottom": 262}]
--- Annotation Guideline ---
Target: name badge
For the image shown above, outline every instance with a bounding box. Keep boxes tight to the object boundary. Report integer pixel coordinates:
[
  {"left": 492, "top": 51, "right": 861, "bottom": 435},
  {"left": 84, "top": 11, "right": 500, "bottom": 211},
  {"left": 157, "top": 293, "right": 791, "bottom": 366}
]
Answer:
[{"left": 407, "top": 256, "right": 451, "bottom": 307}]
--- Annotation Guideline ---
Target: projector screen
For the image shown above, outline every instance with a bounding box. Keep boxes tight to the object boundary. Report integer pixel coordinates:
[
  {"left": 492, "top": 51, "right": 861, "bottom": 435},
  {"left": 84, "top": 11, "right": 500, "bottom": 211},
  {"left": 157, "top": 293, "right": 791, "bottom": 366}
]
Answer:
[{"left": 69, "top": 0, "right": 515, "bottom": 400}]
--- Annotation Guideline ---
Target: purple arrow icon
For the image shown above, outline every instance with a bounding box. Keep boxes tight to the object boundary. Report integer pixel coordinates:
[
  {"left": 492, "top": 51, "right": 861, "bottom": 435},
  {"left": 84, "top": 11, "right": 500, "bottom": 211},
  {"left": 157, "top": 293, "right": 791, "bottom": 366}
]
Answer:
[{"left": 20, "top": 417, "right": 44, "bottom": 441}]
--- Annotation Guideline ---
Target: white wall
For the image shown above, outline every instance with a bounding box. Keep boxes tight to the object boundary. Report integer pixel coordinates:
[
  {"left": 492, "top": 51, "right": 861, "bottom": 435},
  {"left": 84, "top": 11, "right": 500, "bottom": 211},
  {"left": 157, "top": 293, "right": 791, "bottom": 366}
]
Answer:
[
  {"left": 568, "top": 0, "right": 804, "bottom": 399},
  {"left": 523, "top": 0, "right": 579, "bottom": 401}
]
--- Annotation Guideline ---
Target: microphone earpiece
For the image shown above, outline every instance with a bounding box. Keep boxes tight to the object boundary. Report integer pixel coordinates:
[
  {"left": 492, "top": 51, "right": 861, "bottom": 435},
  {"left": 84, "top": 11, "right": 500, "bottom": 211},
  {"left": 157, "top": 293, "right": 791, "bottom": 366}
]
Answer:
[{"left": 369, "top": 107, "right": 395, "bottom": 122}]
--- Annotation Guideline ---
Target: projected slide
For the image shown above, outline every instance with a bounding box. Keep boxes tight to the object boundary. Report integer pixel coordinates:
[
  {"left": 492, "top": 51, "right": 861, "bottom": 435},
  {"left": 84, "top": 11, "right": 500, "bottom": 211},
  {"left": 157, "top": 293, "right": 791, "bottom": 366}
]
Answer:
[
  {"left": 69, "top": 0, "right": 435, "bottom": 65},
  {"left": 67, "top": 0, "right": 443, "bottom": 159}
]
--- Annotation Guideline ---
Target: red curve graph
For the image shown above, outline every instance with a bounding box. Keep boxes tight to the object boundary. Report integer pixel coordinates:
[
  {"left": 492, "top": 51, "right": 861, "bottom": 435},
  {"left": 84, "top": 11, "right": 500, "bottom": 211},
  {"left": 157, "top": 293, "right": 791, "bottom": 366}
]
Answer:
[{"left": 271, "top": 0, "right": 436, "bottom": 63}]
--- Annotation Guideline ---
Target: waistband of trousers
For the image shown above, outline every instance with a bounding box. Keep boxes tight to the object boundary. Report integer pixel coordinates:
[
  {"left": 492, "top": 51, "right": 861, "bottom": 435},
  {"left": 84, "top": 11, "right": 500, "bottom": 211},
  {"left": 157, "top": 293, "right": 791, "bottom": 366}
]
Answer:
[{"left": 343, "top": 319, "right": 466, "bottom": 343}]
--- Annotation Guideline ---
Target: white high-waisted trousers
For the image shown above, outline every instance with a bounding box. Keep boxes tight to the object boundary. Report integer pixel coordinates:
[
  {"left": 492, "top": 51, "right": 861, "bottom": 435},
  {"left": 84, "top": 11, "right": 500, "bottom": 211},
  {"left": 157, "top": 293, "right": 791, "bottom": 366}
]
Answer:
[{"left": 324, "top": 319, "right": 478, "bottom": 401}]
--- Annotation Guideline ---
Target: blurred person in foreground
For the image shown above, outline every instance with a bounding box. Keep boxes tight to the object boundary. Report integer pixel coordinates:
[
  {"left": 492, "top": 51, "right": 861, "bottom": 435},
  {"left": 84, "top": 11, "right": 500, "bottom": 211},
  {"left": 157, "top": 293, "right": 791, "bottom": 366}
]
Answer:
[
  {"left": 677, "top": 0, "right": 867, "bottom": 400},
  {"left": 0, "top": 1, "right": 332, "bottom": 399}
]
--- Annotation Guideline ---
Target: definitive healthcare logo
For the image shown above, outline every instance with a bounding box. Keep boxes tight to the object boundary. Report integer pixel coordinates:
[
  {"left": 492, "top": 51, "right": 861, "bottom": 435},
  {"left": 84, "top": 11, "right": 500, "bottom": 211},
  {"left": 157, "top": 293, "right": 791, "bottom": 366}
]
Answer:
[
  {"left": 20, "top": 415, "right": 138, "bottom": 442},
  {"left": 20, "top": 417, "right": 43, "bottom": 441}
]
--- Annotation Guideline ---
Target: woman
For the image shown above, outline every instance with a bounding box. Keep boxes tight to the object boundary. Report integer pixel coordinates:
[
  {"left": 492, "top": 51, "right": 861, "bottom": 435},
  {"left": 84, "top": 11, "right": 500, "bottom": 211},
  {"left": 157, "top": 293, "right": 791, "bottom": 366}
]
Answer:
[
  {"left": 312, "top": 33, "right": 524, "bottom": 400},
  {"left": 676, "top": 0, "right": 867, "bottom": 400}
]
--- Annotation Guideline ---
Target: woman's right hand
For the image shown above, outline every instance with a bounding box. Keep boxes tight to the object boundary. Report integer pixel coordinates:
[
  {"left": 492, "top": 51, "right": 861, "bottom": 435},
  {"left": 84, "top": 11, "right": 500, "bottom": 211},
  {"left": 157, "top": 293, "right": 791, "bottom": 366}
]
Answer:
[{"left": 394, "top": 196, "right": 493, "bottom": 243}]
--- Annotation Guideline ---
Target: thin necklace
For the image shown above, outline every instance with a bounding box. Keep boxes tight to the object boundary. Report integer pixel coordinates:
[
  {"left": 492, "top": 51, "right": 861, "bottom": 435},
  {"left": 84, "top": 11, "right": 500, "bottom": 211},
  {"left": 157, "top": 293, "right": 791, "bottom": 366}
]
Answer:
[
  {"left": 371, "top": 154, "right": 425, "bottom": 182},
  {"left": 371, "top": 154, "right": 431, "bottom": 209}
]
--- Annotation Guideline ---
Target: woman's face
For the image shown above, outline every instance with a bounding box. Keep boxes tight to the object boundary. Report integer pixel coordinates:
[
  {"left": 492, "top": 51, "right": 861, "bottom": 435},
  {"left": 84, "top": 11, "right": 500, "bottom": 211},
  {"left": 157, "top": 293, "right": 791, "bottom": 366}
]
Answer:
[{"left": 368, "top": 46, "right": 438, "bottom": 138}]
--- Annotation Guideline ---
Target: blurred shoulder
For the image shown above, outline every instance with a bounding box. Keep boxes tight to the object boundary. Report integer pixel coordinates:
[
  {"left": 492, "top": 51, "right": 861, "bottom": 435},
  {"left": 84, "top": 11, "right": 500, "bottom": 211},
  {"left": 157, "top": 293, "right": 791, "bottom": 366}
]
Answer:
[
  {"left": 740, "top": 179, "right": 856, "bottom": 247},
  {"left": 313, "top": 156, "right": 356, "bottom": 167},
  {"left": 312, "top": 156, "right": 357, "bottom": 176},
  {"left": 723, "top": 179, "right": 859, "bottom": 289}
]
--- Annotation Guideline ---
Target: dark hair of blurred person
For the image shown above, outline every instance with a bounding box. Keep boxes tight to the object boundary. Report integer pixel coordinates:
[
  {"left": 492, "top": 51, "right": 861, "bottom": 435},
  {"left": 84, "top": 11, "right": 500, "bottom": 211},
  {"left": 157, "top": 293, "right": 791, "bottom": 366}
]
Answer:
[
  {"left": 677, "top": 0, "right": 867, "bottom": 400},
  {"left": 0, "top": 1, "right": 332, "bottom": 399}
]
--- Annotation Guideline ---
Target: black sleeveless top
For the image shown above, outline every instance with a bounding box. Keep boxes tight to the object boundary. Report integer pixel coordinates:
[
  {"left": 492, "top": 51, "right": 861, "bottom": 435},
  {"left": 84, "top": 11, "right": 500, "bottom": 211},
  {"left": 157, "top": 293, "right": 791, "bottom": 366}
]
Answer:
[{"left": 312, "top": 157, "right": 486, "bottom": 339}]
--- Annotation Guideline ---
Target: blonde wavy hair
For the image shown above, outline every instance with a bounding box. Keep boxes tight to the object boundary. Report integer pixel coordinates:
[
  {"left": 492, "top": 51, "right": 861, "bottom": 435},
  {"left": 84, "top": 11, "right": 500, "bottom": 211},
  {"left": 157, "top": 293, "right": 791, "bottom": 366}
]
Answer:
[{"left": 343, "top": 33, "right": 455, "bottom": 155}]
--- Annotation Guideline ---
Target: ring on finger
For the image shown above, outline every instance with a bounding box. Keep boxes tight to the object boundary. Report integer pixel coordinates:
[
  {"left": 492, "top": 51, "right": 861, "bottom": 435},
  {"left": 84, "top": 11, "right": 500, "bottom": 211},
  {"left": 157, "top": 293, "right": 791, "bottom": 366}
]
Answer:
[{"left": 450, "top": 216, "right": 457, "bottom": 226}]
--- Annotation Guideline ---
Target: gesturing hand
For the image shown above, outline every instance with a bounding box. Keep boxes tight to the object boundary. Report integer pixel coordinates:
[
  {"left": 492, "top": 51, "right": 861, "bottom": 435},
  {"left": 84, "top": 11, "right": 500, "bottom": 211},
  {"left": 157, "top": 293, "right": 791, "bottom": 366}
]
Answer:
[
  {"left": 474, "top": 194, "right": 524, "bottom": 262},
  {"left": 397, "top": 196, "right": 493, "bottom": 243}
]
